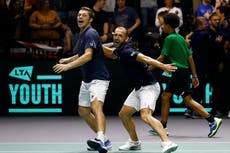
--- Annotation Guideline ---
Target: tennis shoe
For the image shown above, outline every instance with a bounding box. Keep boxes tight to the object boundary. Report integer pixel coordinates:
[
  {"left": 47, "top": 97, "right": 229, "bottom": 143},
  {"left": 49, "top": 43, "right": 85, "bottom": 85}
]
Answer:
[
  {"left": 87, "top": 139, "right": 112, "bottom": 151},
  {"left": 161, "top": 141, "right": 178, "bottom": 153},
  {"left": 87, "top": 138, "right": 108, "bottom": 153},
  {"left": 118, "top": 139, "right": 141, "bottom": 151},
  {"left": 208, "top": 117, "right": 222, "bottom": 138},
  {"left": 148, "top": 128, "right": 169, "bottom": 136},
  {"left": 227, "top": 111, "right": 230, "bottom": 118}
]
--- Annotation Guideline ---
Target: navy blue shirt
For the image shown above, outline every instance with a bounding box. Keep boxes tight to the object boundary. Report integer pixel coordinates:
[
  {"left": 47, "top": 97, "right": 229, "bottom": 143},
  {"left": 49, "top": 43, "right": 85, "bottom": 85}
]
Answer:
[
  {"left": 73, "top": 27, "right": 110, "bottom": 82},
  {"left": 114, "top": 42, "right": 157, "bottom": 89}
]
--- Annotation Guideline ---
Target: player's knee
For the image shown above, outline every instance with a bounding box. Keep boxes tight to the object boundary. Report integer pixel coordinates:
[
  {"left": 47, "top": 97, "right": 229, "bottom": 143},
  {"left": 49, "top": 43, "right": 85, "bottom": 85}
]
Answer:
[
  {"left": 140, "top": 113, "right": 150, "bottom": 123},
  {"left": 119, "top": 109, "right": 131, "bottom": 120},
  {"left": 183, "top": 96, "right": 193, "bottom": 107},
  {"left": 118, "top": 110, "right": 125, "bottom": 119},
  {"left": 78, "top": 106, "right": 90, "bottom": 117}
]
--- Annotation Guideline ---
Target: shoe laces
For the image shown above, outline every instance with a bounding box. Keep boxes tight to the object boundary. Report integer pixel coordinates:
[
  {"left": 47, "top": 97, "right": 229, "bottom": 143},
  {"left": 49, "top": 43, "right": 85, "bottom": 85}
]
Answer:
[
  {"left": 95, "top": 138, "right": 106, "bottom": 146},
  {"left": 209, "top": 121, "right": 216, "bottom": 129}
]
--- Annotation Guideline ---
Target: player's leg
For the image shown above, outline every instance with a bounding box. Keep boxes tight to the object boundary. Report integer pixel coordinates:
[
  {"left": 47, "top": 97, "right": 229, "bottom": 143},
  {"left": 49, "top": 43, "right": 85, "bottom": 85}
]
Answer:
[
  {"left": 148, "top": 92, "right": 171, "bottom": 136},
  {"left": 78, "top": 81, "right": 97, "bottom": 132},
  {"left": 161, "top": 91, "right": 172, "bottom": 128},
  {"left": 118, "top": 89, "right": 141, "bottom": 151},
  {"left": 184, "top": 94, "right": 222, "bottom": 138},
  {"left": 78, "top": 106, "right": 97, "bottom": 132},
  {"left": 118, "top": 105, "right": 141, "bottom": 150},
  {"left": 79, "top": 80, "right": 111, "bottom": 152},
  {"left": 140, "top": 108, "right": 178, "bottom": 153},
  {"left": 139, "top": 84, "right": 177, "bottom": 153}
]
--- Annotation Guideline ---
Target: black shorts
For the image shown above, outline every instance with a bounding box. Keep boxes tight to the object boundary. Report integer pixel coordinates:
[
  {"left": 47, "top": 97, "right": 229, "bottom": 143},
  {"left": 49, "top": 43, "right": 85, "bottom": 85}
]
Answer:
[{"left": 165, "top": 68, "right": 193, "bottom": 97}]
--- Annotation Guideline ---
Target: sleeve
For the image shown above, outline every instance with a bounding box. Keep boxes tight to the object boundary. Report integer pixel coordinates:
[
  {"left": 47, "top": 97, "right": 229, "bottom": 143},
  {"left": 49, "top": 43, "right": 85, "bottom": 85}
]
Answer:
[
  {"left": 123, "top": 48, "right": 138, "bottom": 61},
  {"left": 196, "top": 5, "right": 203, "bottom": 17},
  {"left": 155, "top": 8, "right": 162, "bottom": 28},
  {"left": 84, "top": 31, "right": 98, "bottom": 50},
  {"left": 177, "top": 8, "right": 183, "bottom": 27},
  {"left": 130, "top": 7, "right": 140, "bottom": 20},
  {"left": 161, "top": 37, "right": 170, "bottom": 56}
]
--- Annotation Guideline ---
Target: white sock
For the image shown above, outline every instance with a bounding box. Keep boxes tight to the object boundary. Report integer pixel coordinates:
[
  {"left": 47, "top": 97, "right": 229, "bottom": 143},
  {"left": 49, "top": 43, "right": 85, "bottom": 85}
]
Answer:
[
  {"left": 129, "top": 138, "right": 139, "bottom": 144},
  {"left": 97, "top": 131, "right": 105, "bottom": 142},
  {"left": 161, "top": 141, "right": 171, "bottom": 145}
]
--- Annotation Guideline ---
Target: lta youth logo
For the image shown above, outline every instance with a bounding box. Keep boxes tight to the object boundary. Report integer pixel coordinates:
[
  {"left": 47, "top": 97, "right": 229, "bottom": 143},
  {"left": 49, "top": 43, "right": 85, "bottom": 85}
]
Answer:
[{"left": 8, "top": 66, "right": 63, "bottom": 113}]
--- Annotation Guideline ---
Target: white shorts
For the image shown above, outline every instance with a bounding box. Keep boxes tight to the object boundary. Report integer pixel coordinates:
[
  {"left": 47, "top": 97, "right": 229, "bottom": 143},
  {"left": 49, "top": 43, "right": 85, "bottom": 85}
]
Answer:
[
  {"left": 124, "top": 83, "right": 160, "bottom": 111},
  {"left": 78, "top": 80, "right": 110, "bottom": 107}
]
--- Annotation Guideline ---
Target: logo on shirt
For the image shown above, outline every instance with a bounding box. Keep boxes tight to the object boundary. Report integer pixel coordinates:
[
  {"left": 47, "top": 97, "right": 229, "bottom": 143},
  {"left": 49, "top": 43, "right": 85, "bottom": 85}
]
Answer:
[{"left": 131, "top": 52, "right": 135, "bottom": 57}]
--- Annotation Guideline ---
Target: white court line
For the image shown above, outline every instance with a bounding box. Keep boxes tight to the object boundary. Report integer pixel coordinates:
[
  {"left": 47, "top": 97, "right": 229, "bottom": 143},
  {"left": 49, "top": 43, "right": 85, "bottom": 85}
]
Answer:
[
  {"left": 0, "top": 142, "right": 229, "bottom": 152},
  {"left": 0, "top": 141, "right": 229, "bottom": 144}
]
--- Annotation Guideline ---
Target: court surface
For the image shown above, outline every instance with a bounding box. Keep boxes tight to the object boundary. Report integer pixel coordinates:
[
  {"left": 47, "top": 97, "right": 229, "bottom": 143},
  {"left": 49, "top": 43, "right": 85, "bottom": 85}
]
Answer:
[{"left": 0, "top": 116, "right": 229, "bottom": 153}]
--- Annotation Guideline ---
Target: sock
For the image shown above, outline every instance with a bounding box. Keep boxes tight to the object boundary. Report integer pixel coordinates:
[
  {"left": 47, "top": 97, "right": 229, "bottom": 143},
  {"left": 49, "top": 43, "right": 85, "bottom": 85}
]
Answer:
[
  {"left": 129, "top": 138, "right": 139, "bottom": 143},
  {"left": 161, "top": 121, "right": 167, "bottom": 128},
  {"left": 206, "top": 114, "right": 215, "bottom": 123},
  {"left": 97, "top": 131, "right": 105, "bottom": 142}
]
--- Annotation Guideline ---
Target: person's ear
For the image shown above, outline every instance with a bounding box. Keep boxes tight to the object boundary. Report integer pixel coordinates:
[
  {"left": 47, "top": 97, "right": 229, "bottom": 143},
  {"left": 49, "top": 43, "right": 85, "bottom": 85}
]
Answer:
[
  {"left": 89, "top": 18, "right": 93, "bottom": 23},
  {"left": 126, "top": 36, "right": 131, "bottom": 42}
]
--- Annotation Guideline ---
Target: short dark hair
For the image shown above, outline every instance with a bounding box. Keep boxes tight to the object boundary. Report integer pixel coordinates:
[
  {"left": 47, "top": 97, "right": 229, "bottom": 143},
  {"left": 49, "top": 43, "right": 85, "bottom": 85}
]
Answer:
[
  {"left": 158, "top": 10, "right": 168, "bottom": 18},
  {"left": 163, "top": 13, "right": 180, "bottom": 29},
  {"left": 209, "top": 12, "right": 219, "bottom": 20},
  {"left": 216, "top": 6, "right": 228, "bottom": 17},
  {"left": 79, "top": 6, "right": 95, "bottom": 19}
]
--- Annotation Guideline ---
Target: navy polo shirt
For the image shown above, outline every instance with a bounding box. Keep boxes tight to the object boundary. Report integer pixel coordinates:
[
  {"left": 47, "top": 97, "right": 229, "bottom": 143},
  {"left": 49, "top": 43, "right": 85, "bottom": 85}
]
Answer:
[
  {"left": 74, "top": 27, "right": 110, "bottom": 82},
  {"left": 114, "top": 42, "right": 157, "bottom": 89}
]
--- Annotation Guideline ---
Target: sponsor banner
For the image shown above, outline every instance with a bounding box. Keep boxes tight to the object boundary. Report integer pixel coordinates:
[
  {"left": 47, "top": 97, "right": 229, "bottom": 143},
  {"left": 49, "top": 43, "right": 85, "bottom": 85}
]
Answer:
[{"left": 0, "top": 59, "right": 212, "bottom": 115}]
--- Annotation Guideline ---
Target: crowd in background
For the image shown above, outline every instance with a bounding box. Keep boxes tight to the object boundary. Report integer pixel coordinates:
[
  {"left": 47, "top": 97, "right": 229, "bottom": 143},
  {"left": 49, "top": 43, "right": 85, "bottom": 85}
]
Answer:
[{"left": 0, "top": 0, "right": 230, "bottom": 118}]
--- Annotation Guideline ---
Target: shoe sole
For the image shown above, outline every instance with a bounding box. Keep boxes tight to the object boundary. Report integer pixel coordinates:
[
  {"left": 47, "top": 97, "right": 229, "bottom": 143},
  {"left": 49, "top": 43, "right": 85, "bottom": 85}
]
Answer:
[
  {"left": 118, "top": 146, "right": 141, "bottom": 151},
  {"left": 87, "top": 140, "right": 107, "bottom": 153},
  {"left": 87, "top": 146, "right": 112, "bottom": 151},
  {"left": 87, "top": 147, "right": 96, "bottom": 151},
  {"left": 208, "top": 119, "right": 222, "bottom": 138},
  {"left": 163, "top": 145, "right": 178, "bottom": 153}
]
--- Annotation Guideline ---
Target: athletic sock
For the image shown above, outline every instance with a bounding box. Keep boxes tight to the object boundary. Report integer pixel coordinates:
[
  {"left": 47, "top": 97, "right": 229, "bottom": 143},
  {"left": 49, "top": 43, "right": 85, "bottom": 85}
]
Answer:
[
  {"left": 206, "top": 114, "right": 215, "bottom": 123},
  {"left": 161, "top": 121, "right": 167, "bottom": 128},
  {"left": 97, "top": 131, "right": 105, "bottom": 142}
]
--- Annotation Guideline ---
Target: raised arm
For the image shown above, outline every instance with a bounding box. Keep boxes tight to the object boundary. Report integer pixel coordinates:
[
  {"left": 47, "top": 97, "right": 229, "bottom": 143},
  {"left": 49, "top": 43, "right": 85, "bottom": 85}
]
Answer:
[
  {"left": 102, "top": 45, "right": 117, "bottom": 59},
  {"left": 136, "top": 53, "right": 177, "bottom": 73}
]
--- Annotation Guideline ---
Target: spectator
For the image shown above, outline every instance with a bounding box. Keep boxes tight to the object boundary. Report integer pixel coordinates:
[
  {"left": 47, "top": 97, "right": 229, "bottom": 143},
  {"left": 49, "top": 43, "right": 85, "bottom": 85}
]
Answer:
[
  {"left": 29, "top": 0, "right": 62, "bottom": 46},
  {"left": 58, "top": 23, "right": 73, "bottom": 57},
  {"left": 110, "top": 0, "right": 141, "bottom": 42},
  {"left": 196, "top": 0, "right": 214, "bottom": 27},
  {"left": 215, "top": 5, "right": 230, "bottom": 117},
  {"left": 92, "top": 0, "right": 109, "bottom": 43},
  {"left": 155, "top": 0, "right": 183, "bottom": 34},
  {"left": 184, "top": 17, "right": 210, "bottom": 118},
  {"left": 0, "top": 0, "right": 14, "bottom": 57},
  {"left": 140, "top": 0, "right": 158, "bottom": 28},
  {"left": 153, "top": 10, "right": 169, "bottom": 55},
  {"left": 207, "top": 12, "right": 226, "bottom": 117},
  {"left": 8, "top": 0, "right": 25, "bottom": 40},
  {"left": 49, "top": 0, "right": 67, "bottom": 23}
]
